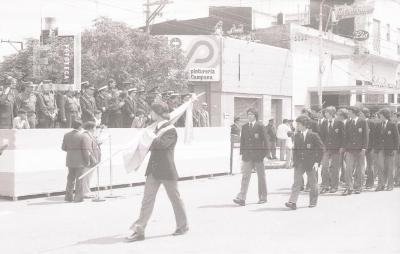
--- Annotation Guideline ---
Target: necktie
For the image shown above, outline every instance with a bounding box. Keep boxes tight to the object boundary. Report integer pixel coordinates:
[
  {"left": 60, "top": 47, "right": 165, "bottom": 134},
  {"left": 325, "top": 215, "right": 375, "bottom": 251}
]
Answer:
[{"left": 328, "top": 120, "right": 332, "bottom": 132}]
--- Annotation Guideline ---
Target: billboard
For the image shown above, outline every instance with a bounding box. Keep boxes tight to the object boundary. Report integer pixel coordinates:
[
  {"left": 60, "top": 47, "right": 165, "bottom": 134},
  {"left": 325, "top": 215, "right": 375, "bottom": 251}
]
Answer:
[{"left": 169, "top": 36, "right": 221, "bottom": 82}]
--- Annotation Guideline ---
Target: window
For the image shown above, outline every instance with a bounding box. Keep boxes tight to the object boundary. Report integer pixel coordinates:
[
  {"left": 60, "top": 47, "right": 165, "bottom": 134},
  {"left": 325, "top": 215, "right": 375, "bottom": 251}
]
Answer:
[
  {"left": 356, "top": 94, "right": 362, "bottom": 102},
  {"left": 356, "top": 80, "right": 363, "bottom": 86},
  {"left": 373, "top": 19, "right": 381, "bottom": 52},
  {"left": 397, "top": 94, "right": 400, "bottom": 104},
  {"left": 387, "top": 24, "right": 391, "bottom": 41},
  {"left": 389, "top": 94, "right": 395, "bottom": 103}
]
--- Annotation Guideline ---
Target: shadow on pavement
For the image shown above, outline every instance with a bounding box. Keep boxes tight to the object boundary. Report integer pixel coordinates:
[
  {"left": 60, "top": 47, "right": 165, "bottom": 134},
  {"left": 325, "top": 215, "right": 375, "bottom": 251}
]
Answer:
[
  {"left": 251, "top": 206, "right": 309, "bottom": 212},
  {"left": 77, "top": 235, "right": 126, "bottom": 245},
  {"left": 198, "top": 204, "right": 240, "bottom": 209},
  {"left": 27, "top": 196, "right": 70, "bottom": 206}
]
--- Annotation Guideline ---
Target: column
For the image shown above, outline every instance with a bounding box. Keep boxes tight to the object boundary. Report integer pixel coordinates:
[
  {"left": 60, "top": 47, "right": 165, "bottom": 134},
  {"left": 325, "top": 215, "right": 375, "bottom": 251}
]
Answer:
[
  {"left": 262, "top": 95, "right": 272, "bottom": 123},
  {"left": 350, "top": 91, "right": 357, "bottom": 106}
]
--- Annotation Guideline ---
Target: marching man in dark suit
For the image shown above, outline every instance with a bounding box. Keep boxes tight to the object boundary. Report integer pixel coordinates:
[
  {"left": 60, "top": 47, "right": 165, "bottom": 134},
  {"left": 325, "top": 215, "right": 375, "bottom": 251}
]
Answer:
[
  {"left": 343, "top": 106, "right": 368, "bottom": 195},
  {"left": 319, "top": 106, "right": 345, "bottom": 194},
  {"left": 127, "top": 102, "right": 188, "bottom": 242},
  {"left": 361, "top": 107, "right": 376, "bottom": 189},
  {"left": 374, "top": 108, "right": 399, "bottom": 191},
  {"left": 233, "top": 108, "right": 268, "bottom": 206},
  {"left": 285, "top": 115, "right": 324, "bottom": 210}
]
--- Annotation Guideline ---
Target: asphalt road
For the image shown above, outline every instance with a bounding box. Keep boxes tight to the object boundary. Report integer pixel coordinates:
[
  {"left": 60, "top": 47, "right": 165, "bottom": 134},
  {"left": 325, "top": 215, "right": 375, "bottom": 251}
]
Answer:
[{"left": 0, "top": 169, "right": 399, "bottom": 254}]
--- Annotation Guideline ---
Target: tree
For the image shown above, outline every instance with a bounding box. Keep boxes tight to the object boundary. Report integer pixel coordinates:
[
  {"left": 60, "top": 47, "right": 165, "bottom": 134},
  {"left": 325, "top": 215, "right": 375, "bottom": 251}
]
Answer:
[{"left": 1, "top": 17, "right": 189, "bottom": 93}]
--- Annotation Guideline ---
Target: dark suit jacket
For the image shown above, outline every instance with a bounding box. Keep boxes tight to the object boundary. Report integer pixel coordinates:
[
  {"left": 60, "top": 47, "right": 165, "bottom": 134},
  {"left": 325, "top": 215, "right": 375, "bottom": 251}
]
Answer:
[
  {"left": 293, "top": 130, "right": 324, "bottom": 170},
  {"left": 266, "top": 124, "right": 277, "bottom": 144},
  {"left": 146, "top": 122, "right": 179, "bottom": 180},
  {"left": 308, "top": 119, "right": 320, "bottom": 134},
  {"left": 319, "top": 119, "right": 345, "bottom": 151},
  {"left": 62, "top": 130, "right": 89, "bottom": 168},
  {"left": 344, "top": 118, "right": 369, "bottom": 152},
  {"left": 367, "top": 119, "right": 376, "bottom": 150},
  {"left": 82, "top": 131, "right": 101, "bottom": 167},
  {"left": 373, "top": 121, "right": 399, "bottom": 155},
  {"left": 240, "top": 121, "right": 268, "bottom": 162}
]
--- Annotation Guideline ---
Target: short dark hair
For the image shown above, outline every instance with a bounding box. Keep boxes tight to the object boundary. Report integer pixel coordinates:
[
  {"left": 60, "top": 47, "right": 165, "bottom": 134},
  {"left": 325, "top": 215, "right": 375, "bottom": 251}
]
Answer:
[
  {"left": 378, "top": 108, "right": 391, "bottom": 120},
  {"left": 348, "top": 106, "right": 360, "bottom": 114},
  {"left": 151, "top": 102, "right": 170, "bottom": 120},
  {"left": 246, "top": 108, "right": 258, "bottom": 120},
  {"left": 282, "top": 119, "right": 288, "bottom": 124},
  {"left": 296, "top": 115, "right": 310, "bottom": 126},
  {"left": 324, "top": 106, "right": 336, "bottom": 116},
  {"left": 71, "top": 120, "right": 82, "bottom": 130},
  {"left": 108, "top": 79, "right": 115, "bottom": 85},
  {"left": 18, "top": 109, "right": 27, "bottom": 114},
  {"left": 83, "top": 121, "right": 96, "bottom": 130},
  {"left": 337, "top": 108, "right": 349, "bottom": 119},
  {"left": 361, "top": 107, "right": 370, "bottom": 118},
  {"left": 234, "top": 116, "right": 240, "bottom": 123}
]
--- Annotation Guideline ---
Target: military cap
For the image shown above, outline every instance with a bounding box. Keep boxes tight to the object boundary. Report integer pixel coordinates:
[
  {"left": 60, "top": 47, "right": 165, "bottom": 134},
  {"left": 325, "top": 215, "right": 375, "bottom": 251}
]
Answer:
[
  {"left": 98, "top": 86, "right": 107, "bottom": 92},
  {"left": 201, "top": 102, "right": 208, "bottom": 106},
  {"left": 137, "top": 87, "right": 145, "bottom": 93},
  {"left": 22, "top": 81, "right": 35, "bottom": 87},
  {"left": 128, "top": 87, "right": 138, "bottom": 93},
  {"left": 170, "top": 93, "right": 180, "bottom": 98},
  {"left": 81, "top": 81, "right": 94, "bottom": 89}
]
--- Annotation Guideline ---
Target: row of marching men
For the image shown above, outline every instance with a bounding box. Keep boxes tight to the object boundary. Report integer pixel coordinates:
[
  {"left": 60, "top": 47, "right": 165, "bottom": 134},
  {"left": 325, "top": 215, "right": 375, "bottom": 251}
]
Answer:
[{"left": 305, "top": 105, "right": 400, "bottom": 196}]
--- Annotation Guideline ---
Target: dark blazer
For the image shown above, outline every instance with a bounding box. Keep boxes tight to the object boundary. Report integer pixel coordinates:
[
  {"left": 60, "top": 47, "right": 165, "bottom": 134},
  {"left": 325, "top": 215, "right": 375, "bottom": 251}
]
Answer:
[
  {"left": 62, "top": 130, "right": 89, "bottom": 168},
  {"left": 344, "top": 118, "right": 369, "bottom": 152},
  {"left": 293, "top": 130, "right": 324, "bottom": 170},
  {"left": 319, "top": 119, "right": 345, "bottom": 151},
  {"left": 373, "top": 121, "right": 399, "bottom": 155},
  {"left": 367, "top": 119, "right": 376, "bottom": 150},
  {"left": 265, "top": 124, "right": 277, "bottom": 143},
  {"left": 80, "top": 93, "right": 97, "bottom": 123},
  {"left": 240, "top": 121, "right": 268, "bottom": 162},
  {"left": 308, "top": 119, "right": 320, "bottom": 134},
  {"left": 146, "top": 122, "right": 179, "bottom": 180},
  {"left": 82, "top": 131, "right": 101, "bottom": 167},
  {"left": 122, "top": 97, "right": 136, "bottom": 128}
]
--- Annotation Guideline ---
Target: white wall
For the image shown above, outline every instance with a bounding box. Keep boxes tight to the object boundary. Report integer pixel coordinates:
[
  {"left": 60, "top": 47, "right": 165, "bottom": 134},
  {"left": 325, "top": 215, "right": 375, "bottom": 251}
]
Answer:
[{"left": 221, "top": 37, "right": 292, "bottom": 96}]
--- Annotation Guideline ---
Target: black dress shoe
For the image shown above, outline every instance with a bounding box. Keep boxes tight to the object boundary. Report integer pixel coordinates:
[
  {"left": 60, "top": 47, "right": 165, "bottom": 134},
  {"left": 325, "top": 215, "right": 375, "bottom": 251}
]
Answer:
[
  {"left": 320, "top": 188, "right": 329, "bottom": 194},
  {"left": 125, "top": 232, "right": 145, "bottom": 242},
  {"left": 375, "top": 186, "right": 384, "bottom": 192},
  {"left": 385, "top": 187, "right": 394, "bottom": 191},
  {"left": 285, "top": 202, "right": 297, "bottom": 210},
  {"left": 354, "top": 190, "right": 361, "bottom": 194},
  {"left": 172, "top": 227, "right": 189, "bottom": 236},
  {"left": 329, "top": 188, "right": 338, "bottom": 193},
  {"left": 342, "top": 189, "right": 352, "bottom": 196},
  {"left": 233, "top": 198, "right": 245, "bottom": 206},
  {"left": 308, "top": 204, "right": 317, "bottom": 208},
  {"left": 257, "top": 199, "right": 267, "bottom": 204}
]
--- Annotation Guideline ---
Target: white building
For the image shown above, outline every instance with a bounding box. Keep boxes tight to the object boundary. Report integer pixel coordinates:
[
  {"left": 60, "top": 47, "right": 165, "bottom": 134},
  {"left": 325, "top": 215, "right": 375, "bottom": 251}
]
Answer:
[{"left": 257, "top": 0, "right": 400, "bottom": 115}]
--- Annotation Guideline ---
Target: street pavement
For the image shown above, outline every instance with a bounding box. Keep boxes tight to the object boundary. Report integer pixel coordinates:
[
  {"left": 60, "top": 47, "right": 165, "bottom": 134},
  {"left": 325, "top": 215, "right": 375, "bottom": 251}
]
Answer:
[{"left": 0, "top": 169, "right": 399, "bottom": 254}]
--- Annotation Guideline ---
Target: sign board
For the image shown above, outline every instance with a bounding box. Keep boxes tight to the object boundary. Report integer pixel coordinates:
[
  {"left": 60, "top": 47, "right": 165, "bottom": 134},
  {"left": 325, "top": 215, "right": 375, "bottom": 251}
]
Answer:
[
  {"left": 57, "top": 35, "right": 74, "bottom": 85},
  {"left": 169, "top": 36, "right": 221, "bottom": 82},
  {"left": 353, "top": 30, "right": 369, "bottom": 41},
  {"left": 333, "top": 4, "right": 374, "bottom": 20}
]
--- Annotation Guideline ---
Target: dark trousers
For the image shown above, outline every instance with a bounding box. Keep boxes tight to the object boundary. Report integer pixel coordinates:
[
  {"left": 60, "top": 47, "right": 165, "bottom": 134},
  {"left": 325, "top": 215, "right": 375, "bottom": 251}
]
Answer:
[
  {"left": 376, "top": 150, "right": 395, "bottom": 189},
  {"left": 339, "top": 148, "right": 346, "bottom": 183},
  {"left": 268, "top": 141, "right": 277, "bottom": 159},
  {"left": 344, "top": 150, "right": 365, "bottom": 191},
  {"left": 289, "top": 163, "right": 318, "bottom": 205},
  {"left": 65, "top": 167, "right": 84, "bottom": 201},
  {"left": 236, "top": 160, "right": 268, "bottom": 201},
  {"left": 365, "top": 149, "right": 376, "bottom": 187},
  {"left": 321, "top": 150, "right": 340, "bottom": 189}
]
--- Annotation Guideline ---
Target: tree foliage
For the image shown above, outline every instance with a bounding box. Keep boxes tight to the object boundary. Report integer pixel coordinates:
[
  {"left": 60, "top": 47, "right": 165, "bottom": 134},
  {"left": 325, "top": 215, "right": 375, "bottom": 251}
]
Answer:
[{"left": 1, "top": 17, "right": 189, "bottom": 93}]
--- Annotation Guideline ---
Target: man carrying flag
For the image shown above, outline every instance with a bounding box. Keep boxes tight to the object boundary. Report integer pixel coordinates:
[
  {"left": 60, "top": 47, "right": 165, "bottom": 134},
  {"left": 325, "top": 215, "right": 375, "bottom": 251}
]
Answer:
[{"left": 126, "top": 102, "right": 188, "bottom": 242}]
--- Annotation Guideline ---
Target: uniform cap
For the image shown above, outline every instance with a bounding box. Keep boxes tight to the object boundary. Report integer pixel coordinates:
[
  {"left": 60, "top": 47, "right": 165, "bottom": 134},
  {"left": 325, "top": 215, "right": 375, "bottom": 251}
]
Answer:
[{"left": 98, "top": 86, "right": 107, "bottom": 92}]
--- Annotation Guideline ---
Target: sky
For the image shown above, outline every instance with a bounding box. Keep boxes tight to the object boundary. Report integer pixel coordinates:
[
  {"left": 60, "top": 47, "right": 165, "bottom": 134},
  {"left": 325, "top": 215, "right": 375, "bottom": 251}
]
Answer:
[{"left": 0, "top": 0, "right": 308, "bottom": 59}]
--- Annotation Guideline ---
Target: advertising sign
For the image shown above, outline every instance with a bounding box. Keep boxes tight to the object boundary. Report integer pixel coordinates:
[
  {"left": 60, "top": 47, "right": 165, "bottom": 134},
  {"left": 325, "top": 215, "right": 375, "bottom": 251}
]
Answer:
[
  {"left": 333, "top": 3, "right": 374, "bottom": 20},
  {"left": 58, "top": 35, "right": 74, "bottom": 85},
  {"left": 353, "top": 30, "right": 369, "bottom": 41},
  {"left": 169, "top": 36, "right": 221, "bottom": 82}
]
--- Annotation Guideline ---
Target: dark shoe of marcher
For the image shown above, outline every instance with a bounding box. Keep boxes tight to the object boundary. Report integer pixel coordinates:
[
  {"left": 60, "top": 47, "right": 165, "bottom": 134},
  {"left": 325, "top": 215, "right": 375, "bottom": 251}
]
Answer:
[
  {"left": 342, "top": 189, "right": 352, "bottom": 196},
  {"left": 354, "top": 190, "right": 361, "bottom": 194},
  {"left": 172, "top": 227, "right": 189, "bottom": 236},
  {"left": 329, "top": 188, "right": 338, "bottom": 193},
  {"left": 125, "top": 232, "right": 145, "bottom": 242},
  {"left": 257, "top": 199, "right": 267, "bottom": 204},
  {"left": 285, "top": 202, "right": 297, "bottom": 210},
  {"left": 233, "top": 198, "right": 245, "bottom": 206},
  {"left": 64, "top": 197, "right": 73, "bottom": 202},
  {"left": 375, "top": 186, "right": 384, "bottom": 192},
  {"left": 73, "top": 199, "right": 84, "bottom": 203},
  {"left": 304, "top": 187, "right": 311, "bottom": 192},
  {"left": 385, "top": 187, "right": 394, "bottom": 191},
  {"left": 300, "top": 186, "right": 305, "bottom": 191},
  {"left": 320, "top": 188, "right": 329, "bottom": 194},
  {"left": 308, "top": 204, "right": 317, "bottom": 208}
]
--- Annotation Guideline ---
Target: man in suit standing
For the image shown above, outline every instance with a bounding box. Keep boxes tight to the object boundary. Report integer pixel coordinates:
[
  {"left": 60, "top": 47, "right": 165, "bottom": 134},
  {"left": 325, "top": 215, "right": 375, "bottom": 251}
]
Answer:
[
  {"left": 127, "top": 102, "right": 188, "bottom": 242},
  {"left": 285, "top": 115, "right": 324, "bottom": 210},
  {"left": 266, "top": 119, "right": 277, "bottom": 160},
  {"left": 361, "top": 107, "right": 376, "bottom": 189},
  {"left": 319, "top": 106, "right": 345, "bottom": 194},
  {"left": 374, "top": 108, "right": 399, "bottom": 191},
  {"left": 80, "top": 82, "right": 97, "bottom": 123},
  {"left": 343, "top": 106, "right": 368, "bottom": 195},
  {"left": 61, "top": 120, "right": 89, "bottom": 202},
  {"left": 81, "top": 121, "right": 102, "bottom": 199},
  {"left": 233, "top": 108, "right": 268, "bottom": 206}
]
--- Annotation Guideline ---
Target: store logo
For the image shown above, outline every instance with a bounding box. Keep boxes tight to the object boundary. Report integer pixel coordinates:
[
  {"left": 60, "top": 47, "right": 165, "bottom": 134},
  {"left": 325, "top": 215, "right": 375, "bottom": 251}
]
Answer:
[{"left": 185, "top": 36, "right": 220, "bottom": 69}]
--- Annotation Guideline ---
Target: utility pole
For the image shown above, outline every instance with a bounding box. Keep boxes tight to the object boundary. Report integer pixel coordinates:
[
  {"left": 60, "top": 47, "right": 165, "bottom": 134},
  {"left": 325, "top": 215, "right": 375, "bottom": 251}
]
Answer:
[
  {"left": 318, "top": 0, "right": 327, "bottom": 109},
  {"left": 143, "top": 0, "right": 173, "bottom": 34}
]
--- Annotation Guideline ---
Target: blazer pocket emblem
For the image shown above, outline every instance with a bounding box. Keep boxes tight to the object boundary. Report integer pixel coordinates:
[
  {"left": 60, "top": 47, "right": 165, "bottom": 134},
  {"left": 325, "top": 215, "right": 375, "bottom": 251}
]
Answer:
[
  {"left": 307, "top": 144, "right": 311, "bottom": 149},
  {"left": 254, "top": 133, "right": 259, "bottom": 139},
  {"left": 358, "top": 128, "right": 362, "bottom": 133},
  {"left": 335, "top": 129, "right": 339, "bottom": 133}
]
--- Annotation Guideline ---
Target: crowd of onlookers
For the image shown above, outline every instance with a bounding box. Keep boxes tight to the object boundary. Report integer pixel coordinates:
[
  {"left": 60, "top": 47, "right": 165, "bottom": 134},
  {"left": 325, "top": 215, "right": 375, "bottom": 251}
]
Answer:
[{"left": 0, "top": 78, "right": 210, "bottom": 130}]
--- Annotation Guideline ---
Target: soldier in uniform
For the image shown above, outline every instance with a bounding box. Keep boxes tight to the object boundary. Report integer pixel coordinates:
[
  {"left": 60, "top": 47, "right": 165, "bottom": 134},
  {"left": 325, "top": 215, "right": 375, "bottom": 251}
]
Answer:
[
  {"left": 319, "top": 106, "right": 345, "bottom": 194},
  {"left": 136, "top": 87, "right": 151, "bottom": 116},
  {"left": 285, "top": 115, "right": 324, "bottom": 210},
  {"left": 14, "top": 81, "right": 37, "bottom": 128},
  {"left": 95, "top": 86, "right": 109, "bottom": 126},
  {"left": 37, "top": 81, "right": 58, "bottom": 128},
  {"left": 65, "top": 88, "right": 82, "bottom": 128},
  {"left": 121, "top": 86, "right": 137, "bottom": 128},
  {"left": 343, "top": 106, "right": 368, "bottom": 195},
  {"left": 374, "top": 108, "right": 399, "bottom": 191},
  {"left": 106, "top": 79, "right": 124, "bottom": 128},
  {"left": 80, "top": 82, "right": 97, "bottom": 123},
  {"left": 55, "top": 90, "right": 67, "bottom": 128},
  {"left": 0, "top": 85, "right": 14, "bottom": 129}
]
